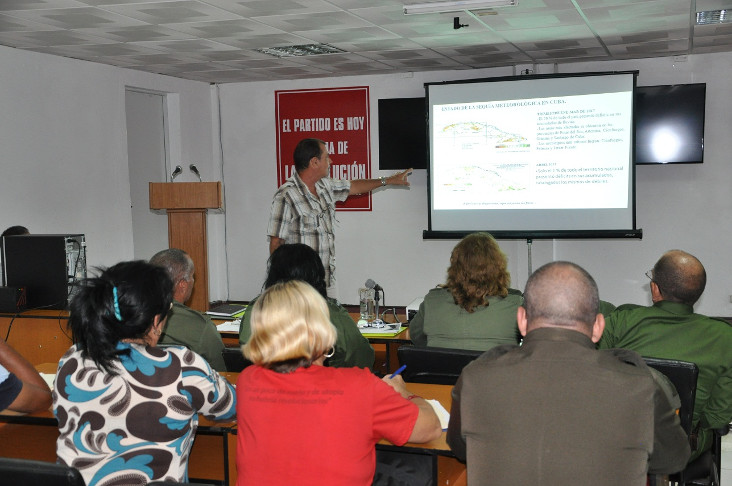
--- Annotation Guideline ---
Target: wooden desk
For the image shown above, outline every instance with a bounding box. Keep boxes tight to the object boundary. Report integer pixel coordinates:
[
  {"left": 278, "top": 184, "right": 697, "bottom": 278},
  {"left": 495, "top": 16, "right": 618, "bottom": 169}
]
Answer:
[
  {"left": 368, "top": 327, "right": 411, "bottom": 374},
  {"left": 1, "top": 368, "right": 463, "bottom": 485},
  {"left": 0, "top": 310, "right": 72, "bottom": 365},
  {"left": 376, "top": 382, "right": 464, "bottom": 484},
  {"left": 0, "top": 364, "right": 237, "bottom": 485},
  {"left": 217, "top": 315, "right": 413, "bottom": 375}
]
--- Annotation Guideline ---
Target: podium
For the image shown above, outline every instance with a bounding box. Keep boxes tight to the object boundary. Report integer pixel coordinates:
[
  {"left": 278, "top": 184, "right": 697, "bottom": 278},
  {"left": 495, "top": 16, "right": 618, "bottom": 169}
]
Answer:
[{"left": 149, "top": 182, "right": 222, "bottom": 312}]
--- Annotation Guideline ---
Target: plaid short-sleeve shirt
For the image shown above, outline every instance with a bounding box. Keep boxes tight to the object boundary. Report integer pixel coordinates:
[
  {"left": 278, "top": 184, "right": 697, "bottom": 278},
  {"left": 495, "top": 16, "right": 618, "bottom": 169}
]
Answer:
[{"left": 267, "top": 171, "right": 350, "bottom": 286}]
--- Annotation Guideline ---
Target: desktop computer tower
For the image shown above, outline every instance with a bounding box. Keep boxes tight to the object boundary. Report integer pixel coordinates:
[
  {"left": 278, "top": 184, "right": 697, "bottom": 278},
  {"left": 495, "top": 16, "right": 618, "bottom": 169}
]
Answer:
[{"left": 1, "top": 234, "right": 86, "bottom": 310}]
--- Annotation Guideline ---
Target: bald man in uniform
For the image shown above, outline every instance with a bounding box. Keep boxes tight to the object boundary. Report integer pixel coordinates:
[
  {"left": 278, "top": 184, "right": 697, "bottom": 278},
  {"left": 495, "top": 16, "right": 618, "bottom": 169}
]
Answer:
[
  {"left": 447, "top": 261, "right": 690, "bottom": 485},
  {"left": 599, "top": 250, "right": 732, "bottom": 460}
]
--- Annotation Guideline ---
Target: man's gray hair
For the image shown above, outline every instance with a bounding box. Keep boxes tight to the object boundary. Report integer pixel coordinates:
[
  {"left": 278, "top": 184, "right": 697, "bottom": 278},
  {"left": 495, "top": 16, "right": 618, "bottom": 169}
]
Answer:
[{"left": 149, "top": 248, "right": 193, "bottom": 284}]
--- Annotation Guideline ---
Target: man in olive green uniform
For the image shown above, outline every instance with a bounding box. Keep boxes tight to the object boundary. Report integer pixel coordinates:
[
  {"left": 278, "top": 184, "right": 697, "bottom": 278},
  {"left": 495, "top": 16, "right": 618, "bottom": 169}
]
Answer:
[
  {"left": 599, "top": 249, "right": 732, "bottom": 460},
  {"left": 447, "top": 261, "right": 690, "bottom": 485},
  {"left": 150, "top": 248, "right": 226, "bottom": 372}
]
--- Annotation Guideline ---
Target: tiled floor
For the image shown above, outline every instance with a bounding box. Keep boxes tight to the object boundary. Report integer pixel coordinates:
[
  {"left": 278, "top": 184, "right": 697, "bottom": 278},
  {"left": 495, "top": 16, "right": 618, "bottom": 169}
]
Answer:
[{"left": 721, "top": 432, "right": 731, "bottom": 484}]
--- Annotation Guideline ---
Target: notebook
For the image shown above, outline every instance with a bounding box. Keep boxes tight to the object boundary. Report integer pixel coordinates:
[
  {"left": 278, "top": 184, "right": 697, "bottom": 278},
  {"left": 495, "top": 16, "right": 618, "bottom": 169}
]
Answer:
[{"left": 206, "top": 303, "right": 247, "bottom": 318}]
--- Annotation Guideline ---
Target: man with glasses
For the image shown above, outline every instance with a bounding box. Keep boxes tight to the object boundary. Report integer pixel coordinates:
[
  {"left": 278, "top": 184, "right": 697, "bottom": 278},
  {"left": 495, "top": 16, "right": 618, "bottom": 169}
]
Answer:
[
  {"left": 599, "top": 249, "right": 732, "bottom": 461},
  {"left": 268, "top": 138, "right": 411, "bottom": 298}
]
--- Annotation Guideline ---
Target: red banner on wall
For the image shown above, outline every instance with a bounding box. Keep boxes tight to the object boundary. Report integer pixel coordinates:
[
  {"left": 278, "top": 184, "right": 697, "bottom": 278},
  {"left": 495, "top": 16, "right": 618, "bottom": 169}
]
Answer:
[{"left": 275, "top": 86, "right": 371, "bottom": 211}]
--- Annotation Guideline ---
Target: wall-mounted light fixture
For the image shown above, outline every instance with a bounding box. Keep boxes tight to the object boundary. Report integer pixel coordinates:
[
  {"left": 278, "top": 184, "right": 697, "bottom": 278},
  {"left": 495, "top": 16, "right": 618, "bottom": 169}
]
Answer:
[{"left": 404, "top": 0, "right": 517, "bottom": 15}]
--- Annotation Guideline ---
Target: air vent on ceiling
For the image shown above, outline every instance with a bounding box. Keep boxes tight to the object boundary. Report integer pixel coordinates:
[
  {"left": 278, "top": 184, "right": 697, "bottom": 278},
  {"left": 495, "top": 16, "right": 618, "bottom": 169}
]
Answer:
[{"left": 254, "top": 44, "right": 346, "bottom": 58}]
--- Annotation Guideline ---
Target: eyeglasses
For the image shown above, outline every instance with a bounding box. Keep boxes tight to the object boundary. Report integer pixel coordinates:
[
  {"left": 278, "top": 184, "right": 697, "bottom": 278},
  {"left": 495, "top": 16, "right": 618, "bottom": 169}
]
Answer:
[{"left": 645, "top": 269, "right": 654, "bottom": 281}]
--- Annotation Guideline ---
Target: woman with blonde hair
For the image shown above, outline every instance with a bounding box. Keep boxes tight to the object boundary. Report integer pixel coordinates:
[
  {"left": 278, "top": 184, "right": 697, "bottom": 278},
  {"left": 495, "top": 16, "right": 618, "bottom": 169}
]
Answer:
[
  {"left": 409, "top": 232, "right": 522, "bottom": 350},
  {"left": 236, "top": 280, "right": 440, "bottom": 486}
]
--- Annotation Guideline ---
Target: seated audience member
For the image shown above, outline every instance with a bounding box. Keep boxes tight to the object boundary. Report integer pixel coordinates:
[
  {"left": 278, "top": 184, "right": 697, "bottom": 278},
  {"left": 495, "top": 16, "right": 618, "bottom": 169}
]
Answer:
[
  {"left": 236, "top": 280, "right": 441, "bottom": 486},
  {"left": 447, "top": 261, "right": 690, "bottom": 485},
  {"left": 54, "top": 261, "right": 236, "bottom": 486},
  {"left": 239, "top": 243, "right": 374, "bottom": 369},
  {"left": 409, "top": 232, "right": 522, "bottom": 350},
  {"left": 599, "top": 249, "right": 732, "bottom": 460},
  {"left": 599, "top": 299, "right": 616, "bottom": 316},
  {"left": 0, "top": 337, "right": 51, "bottom": 413},
  {"left": 150, "top": 248, "right": 226, "bottom": 371},
  {"left": 1, "top": 226, "right": 29, "bottom": 237}
]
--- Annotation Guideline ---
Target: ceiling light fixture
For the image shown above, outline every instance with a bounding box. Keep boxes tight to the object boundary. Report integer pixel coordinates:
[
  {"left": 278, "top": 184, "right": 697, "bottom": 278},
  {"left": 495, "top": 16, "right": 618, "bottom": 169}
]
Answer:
[
  {"left": 403, "top": 0, "right": 517, "bottom": 15},
  {"left": 695, "top": 9, "right": 730, "bottom": 25},
  {"left": 254, "top": 44, "right": 345, "bottom": 58}
]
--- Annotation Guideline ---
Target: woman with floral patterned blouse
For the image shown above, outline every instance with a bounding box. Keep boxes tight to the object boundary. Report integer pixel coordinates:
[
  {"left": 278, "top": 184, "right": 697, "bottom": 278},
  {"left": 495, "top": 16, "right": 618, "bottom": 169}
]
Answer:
[{"left": 54, "top": 260, "right": 236, "bottom": 486}]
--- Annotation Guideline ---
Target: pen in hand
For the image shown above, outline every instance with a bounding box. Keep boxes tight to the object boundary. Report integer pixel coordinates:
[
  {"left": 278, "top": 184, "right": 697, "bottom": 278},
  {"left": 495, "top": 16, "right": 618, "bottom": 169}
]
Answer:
[{"left": 390, "top": 364, "right": 407, "bottom": 379}]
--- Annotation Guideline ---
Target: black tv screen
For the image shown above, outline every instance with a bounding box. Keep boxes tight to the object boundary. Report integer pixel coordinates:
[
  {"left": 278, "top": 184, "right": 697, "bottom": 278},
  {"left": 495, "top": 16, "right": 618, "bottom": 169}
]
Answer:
[
  {"left": 634, "top": 83, "right": 706, "bottom": 165},
  {"left": 378, "top": 97, "right": 427, "bottom": 170}
]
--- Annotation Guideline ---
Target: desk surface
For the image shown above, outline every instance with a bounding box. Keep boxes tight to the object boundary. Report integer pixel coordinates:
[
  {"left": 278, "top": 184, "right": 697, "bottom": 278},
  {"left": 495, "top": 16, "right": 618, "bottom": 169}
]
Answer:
[
  {"left": 216, "top": 315, "right": 411, "bottom": 341},
  {"left": 16, "top": 364, "right": 452, "bottom": 453},
  {"left": 1, "top": 364, "right": 458, "bottom": 485}
]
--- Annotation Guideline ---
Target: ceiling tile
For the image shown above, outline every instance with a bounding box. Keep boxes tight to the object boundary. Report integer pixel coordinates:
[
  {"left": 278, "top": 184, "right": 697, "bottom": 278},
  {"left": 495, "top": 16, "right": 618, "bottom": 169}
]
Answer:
[{"left": 0, "top": 0, "right": 728, "bottom": 83}]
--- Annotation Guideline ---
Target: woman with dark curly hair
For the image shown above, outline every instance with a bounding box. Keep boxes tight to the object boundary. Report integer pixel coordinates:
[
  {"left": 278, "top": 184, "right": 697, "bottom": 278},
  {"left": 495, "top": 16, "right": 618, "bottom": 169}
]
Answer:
[
  {"left": 409, "top": 232, "right": 522, "bottom": 350},
  {"left": 54, "top": 260, "right": 236, "bottom": 486},
  {"left": 239, "top": 243, "right": 374, "bottom": 369}
]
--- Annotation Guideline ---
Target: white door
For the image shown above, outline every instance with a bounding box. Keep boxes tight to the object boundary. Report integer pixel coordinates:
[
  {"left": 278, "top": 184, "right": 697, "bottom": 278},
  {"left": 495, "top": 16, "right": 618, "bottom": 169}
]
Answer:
[{"left": 125, "top": 89, "right": 170, "bottom": 260}]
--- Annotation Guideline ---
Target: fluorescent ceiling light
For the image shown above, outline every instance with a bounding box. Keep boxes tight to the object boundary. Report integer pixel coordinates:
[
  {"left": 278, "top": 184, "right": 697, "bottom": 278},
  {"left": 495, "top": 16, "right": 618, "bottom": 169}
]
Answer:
[
  {"left": 695, "top": 9, "right": 730, "bottom": 25},
  {"left": 403, "top": 0, "right": 517, "bottom": 15}
]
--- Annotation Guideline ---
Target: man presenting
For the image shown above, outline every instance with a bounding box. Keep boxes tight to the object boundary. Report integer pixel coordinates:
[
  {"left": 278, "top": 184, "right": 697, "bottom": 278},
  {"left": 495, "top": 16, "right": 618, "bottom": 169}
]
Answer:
[
  {"left": 447, "top": 261, "right": 690, "bottom": 485},
  {"left": 599, "top": 249, "right": 732, "bottom": 460},
  {"left": 268, "top": 138, "right": 411, "bottom": 296},
  {"left": 150, "top": 248, "right": 226, "bottom": 372}
]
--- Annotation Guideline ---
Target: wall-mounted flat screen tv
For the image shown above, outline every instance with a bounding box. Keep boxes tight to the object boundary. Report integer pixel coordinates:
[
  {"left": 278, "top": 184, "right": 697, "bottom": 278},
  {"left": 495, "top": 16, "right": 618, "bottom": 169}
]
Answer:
[
  {"left": 378, "top": 97, "right": 427, "bottom": 170},
  {"left": 634, "top": 83, "right": 706, "bottom": 165}
]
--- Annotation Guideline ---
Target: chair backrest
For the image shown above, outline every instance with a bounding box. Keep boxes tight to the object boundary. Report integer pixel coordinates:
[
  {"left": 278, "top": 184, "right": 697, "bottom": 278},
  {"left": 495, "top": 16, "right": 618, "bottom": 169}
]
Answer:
[
  {"left": 642, "top": 356, "right": 699, "bottom": 436},
  {"left": 222, "top": 346, "right": 252, "bottom": 372},
  {"left": 397, "top": 345, "right": 483, "bottom": 385},
  {"left": 0, "top": 458, "right": 85, "bottom": 486}
]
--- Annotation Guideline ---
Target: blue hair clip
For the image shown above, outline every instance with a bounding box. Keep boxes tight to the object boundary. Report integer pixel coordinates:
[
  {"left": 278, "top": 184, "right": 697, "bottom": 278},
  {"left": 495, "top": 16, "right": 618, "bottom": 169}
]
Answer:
[{"left": 112, "top": 286, "right": 122, "bottom": 321}]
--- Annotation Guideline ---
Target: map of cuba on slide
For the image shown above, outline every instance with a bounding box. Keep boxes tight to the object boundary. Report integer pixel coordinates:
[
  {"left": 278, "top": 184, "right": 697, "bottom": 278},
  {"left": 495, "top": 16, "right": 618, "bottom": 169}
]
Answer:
[{"left": 431, "top": 91, "right": 632, "bottom": 211}]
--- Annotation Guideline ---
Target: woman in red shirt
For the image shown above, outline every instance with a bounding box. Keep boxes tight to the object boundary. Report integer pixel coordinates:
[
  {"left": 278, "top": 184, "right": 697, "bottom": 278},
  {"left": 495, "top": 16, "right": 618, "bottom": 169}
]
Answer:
[{"left": 235, "top": 280, "right": 440, "bottom": 486}]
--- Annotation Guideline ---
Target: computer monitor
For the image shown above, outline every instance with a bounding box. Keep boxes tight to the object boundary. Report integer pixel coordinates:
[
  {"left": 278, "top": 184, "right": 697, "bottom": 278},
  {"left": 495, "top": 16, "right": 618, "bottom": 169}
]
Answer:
[{"left": 1, "top": 234, "right": 86, "bottom": 310}]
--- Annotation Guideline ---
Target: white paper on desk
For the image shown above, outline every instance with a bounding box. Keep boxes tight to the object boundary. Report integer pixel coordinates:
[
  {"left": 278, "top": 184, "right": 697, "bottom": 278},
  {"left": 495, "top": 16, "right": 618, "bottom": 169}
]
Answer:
[
  {"left": 358, "top": 324, "right": 402, "bottom": 334},
  {"left": 39, "top": 372, "right": 55, "bottom": 391},
  {"left": 427, "top": 399, "right": 450, "bottom": 430},
  {"left": 216, "top": 320, "right": 241, "bottom": 333}
]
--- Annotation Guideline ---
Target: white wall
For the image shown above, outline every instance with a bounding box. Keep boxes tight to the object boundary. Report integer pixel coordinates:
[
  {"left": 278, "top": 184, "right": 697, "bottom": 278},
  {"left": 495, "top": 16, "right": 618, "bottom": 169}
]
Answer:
[
  {"left": 1, "top": 44, "right": 730, "bottom": 316},
  {"left": 0, "top": 45, "right": 229, "bottom": 298},
  {"left": 220, "top": 53, "right": 732, "bottom": 316}
]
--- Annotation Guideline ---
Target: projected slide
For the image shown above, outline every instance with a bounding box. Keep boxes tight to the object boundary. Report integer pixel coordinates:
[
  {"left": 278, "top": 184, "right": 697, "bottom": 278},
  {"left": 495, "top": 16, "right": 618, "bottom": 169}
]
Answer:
[
  {"left": 425, "top": 71, "right": 639, "bottom": 238},
  {"left": 431, "top": 92, "right": 631, "bottom": 210}
]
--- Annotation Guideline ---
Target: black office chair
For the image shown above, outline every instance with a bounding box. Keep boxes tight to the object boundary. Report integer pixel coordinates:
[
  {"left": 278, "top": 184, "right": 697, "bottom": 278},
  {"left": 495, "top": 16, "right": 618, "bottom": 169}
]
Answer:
[
  {"left": 643, "top": 357, "right": 700, "bottom": 486},
  {"left": 684, "top": 424, "right": 729, "bottom": 486},
  {"left": 396, "top": 345, "right": 483, "bottom": 385},
  {"left": 643, "top": 357, "right": 698, "bottom": 435},
  {"left": 0, "top": 458, "right": 85, "bottom": 486},
  {"left": 222, "top": 346, "right": 252, "bottom": 372}
]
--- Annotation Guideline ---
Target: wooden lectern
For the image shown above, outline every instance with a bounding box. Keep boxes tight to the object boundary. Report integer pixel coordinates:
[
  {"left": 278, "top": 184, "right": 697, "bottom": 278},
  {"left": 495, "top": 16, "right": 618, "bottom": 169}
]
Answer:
[{"left": 149, "top": 182, "right": 222, "bottom": 312}]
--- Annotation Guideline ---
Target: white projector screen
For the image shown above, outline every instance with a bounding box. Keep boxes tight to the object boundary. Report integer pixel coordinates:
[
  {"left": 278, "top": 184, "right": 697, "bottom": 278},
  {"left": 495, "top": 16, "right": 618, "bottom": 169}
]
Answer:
[{"left": 425, "top": 71, "right": 641, "bottom": 240}]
